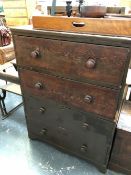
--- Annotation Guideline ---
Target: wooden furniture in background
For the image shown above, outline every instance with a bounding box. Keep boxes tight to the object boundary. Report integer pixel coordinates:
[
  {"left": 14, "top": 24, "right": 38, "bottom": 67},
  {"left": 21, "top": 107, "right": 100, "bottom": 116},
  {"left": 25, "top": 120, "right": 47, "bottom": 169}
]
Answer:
[
  {"left": 32, "top": 16, "right": 131, "bottom": 37},
  {"left": 47, "top": 6, "right": 78, "bottom": 16},
  {"left": 0, "top": 60, "right": 22, "bottom": 119},
  {"left": 3, "top": 0, "right": 29, "bottom": 26},
  {"left": 109, "top": 101, "right": 131, "bottom": 175},
  {"left": 0, "top": 42, "right": 15, "bottom": 64}
]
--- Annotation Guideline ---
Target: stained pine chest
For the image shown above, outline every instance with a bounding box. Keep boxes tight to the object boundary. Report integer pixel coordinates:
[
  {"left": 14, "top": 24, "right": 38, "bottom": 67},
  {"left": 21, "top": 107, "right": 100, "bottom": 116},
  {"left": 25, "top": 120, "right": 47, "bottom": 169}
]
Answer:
[{"left": 11, "top": 26, "right": 131, "bottom": 173}]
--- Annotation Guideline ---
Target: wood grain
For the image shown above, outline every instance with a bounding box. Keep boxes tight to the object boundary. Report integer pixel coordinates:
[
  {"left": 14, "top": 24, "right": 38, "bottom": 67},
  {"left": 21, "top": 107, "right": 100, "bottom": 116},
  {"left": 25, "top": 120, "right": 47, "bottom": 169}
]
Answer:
[
  {"left": 24, "top": 94, "right": 115, "bottom": 171},
  {"left": 32, "top": 16, "right": 131, "bottom": 37},
  {"left": 109, "top": 101, "right": 131, "bottom": 174},
  {"left": 109, "top": 129, "right": 131, "bottom": 175},
  {"left": 14, "top": 35, "right": 129, "bottom": 88},
  {"left": 19, "top": 69, "right": 119, "bottom": 121}
]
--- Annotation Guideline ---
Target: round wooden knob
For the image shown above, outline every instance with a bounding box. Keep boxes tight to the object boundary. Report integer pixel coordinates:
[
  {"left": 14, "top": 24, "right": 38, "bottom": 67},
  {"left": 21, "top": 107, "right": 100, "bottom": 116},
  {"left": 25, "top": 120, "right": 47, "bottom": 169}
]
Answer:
[
  {"left": 81, "top": 144, "right": 88, "bottom": 152},
  {"left": 39, "top": 107, "right": 46, "bottom": 113},
  {"left": 35, "top": 82, "right": 43, "bottom": 89},
  {"left": 31, "top": 49, "right": 40, "bottom": 58},
  {"left": 82, "top": 122, "right": 89, "bottom": 129},
  {"left": 84, "top": 95, "right": 93, "bottom": 103},
  {"left": 86, "top": 59, "right": 96, "bottom": 69},
  {"left": 40, "top": 128, "right": 47, "bottom": 135}
]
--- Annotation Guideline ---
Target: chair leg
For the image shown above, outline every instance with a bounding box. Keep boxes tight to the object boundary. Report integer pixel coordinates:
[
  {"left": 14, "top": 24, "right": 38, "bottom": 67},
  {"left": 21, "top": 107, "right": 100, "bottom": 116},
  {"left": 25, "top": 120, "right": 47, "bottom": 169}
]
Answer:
[
  {"left": 0, "top": 90, "right": 8, "bottom": 119},
  {"left": 0, "top": 90, "right": 23, "bottom": 120},
  {"left": 0, "top": 99, "right": 8, "bottom": 117}
]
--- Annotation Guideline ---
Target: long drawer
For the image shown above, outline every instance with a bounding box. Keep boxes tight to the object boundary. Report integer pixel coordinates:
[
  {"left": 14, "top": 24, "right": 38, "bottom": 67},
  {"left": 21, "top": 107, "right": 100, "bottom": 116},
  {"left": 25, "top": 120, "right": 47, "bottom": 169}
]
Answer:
[
  {"left": 32, "top": 16, "right": 131, "bottom": 37},
  {"left": 24, "top": 94, "right": 115, "bottom": 171},
  {"left": 14, "top": 35, "right": 129, "bottom": 87},
  {"left": 19, "top": 69, "right": 119, "bottom": 120}
]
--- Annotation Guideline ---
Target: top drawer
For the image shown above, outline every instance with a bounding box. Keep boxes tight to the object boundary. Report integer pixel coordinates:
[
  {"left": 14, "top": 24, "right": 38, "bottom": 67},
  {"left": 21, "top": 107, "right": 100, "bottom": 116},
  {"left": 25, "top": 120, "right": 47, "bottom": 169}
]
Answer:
[{"left": 14, "top": 35, "right": 129, "bottom": 87}]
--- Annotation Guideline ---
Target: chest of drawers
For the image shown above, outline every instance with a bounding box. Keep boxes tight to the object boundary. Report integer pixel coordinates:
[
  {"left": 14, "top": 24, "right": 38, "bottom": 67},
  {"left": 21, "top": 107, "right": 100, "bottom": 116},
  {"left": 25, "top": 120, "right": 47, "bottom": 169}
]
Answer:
[{"left": 11, "top": 26, "right": 131, "bottom": 173}]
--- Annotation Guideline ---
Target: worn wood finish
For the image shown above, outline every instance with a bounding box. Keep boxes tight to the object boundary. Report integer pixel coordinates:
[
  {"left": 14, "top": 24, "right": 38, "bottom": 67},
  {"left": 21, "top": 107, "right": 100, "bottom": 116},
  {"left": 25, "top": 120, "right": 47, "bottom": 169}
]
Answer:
[
  {"left": 11, "top": 26, "right": 131, "bottom": 48},
  {"left": 14, "top": 35, "right": 129, "bottom": 88},
  {"left": 11, "top": 26, "right": 131, "bottom": 173},
  {"left": 109, "top": 101, "right": 131, "bottom": 175},
  {"left": 109, "top": 129, "right": 131, "bottom": 175},
  {"left": 32, "top": 16, "right": 131, "bottom": 37},
  {"left": 24, "top": 94, "right": 115, "bottom": 172},
  {"left": 19, "top": 69, "right": 119, "bottom": 120}
]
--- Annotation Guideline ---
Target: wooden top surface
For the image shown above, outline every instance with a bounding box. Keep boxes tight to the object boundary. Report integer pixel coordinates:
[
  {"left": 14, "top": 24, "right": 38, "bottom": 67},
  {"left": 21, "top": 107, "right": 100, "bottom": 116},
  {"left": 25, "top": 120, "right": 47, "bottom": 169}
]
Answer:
[
  {"left": 11, "top": 25, "right": 131, "bottom": 48},
  {"left": 0, "top": 83, "right": 21, "bottom": 95}
]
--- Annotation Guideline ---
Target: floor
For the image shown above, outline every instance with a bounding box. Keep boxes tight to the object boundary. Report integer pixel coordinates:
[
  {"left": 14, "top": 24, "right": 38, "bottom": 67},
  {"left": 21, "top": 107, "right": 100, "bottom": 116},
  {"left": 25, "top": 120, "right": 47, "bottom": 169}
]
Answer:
[{"left": 0, "top": 90, "right": 124, "bottom": 175}]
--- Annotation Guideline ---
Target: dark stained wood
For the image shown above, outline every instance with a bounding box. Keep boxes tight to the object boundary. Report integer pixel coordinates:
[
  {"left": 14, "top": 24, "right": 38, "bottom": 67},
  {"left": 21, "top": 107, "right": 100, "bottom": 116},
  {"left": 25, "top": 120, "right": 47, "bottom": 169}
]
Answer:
[
  {"left": 32, "top": 16, "right": 131, "bottom": 37},
  {"left": 11, "top": 26, "right": 131, "bottom": 174},
  {"left": 14, "top": 35, "right": 129, "bottom": 88},
  {"left": 19, "top": 68, "right": 119, "bottom": 121},
  {"left": 24, "top": 94, "right": 115, "bottom": 172},
  {"left": 109, "top": 101, "right": 131, "bottom": 175},
  {"left": 109, "top": 129, "right": 131, "bottom": 175},
  {"left": 80, "top": 6, "right": 107, "bottom": 18},
  {"left": 11, "top": 26, "right": 131, "bottom": 48},
  {"left": 47, "top": 6, "right": 78, "bottom": 16}
]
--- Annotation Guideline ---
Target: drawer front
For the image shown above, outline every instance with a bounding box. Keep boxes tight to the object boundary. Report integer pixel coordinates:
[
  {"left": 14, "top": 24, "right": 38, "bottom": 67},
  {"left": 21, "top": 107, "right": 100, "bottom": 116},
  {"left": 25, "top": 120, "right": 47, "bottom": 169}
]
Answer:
[
  {"left": 24, "top": 94, "right": 115, "bottom": 168},
  {"left": 32, "top": 16, "right": 131, "bottom": 37},
  {"left": 20, "top": 69, "right": 119, "bottom": 120},
  {"left": 14, "top": 35, "right": 129, "bottom": 87}
]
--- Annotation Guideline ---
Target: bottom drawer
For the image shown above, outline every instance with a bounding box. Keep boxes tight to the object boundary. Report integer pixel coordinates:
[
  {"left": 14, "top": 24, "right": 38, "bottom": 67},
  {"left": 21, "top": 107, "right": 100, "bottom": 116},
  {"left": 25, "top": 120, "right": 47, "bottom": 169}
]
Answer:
[{"left": 24, "top": 94, "right": 115, "bottom": 172}]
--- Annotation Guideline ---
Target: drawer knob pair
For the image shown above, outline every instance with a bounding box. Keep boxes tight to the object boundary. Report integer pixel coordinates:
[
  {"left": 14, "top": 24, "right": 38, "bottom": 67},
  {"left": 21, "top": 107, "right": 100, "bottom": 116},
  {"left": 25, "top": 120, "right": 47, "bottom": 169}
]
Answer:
[
  {"left": 86, "top": 59, "right": 96, "bottom": 69},
  {"left": 31, "top": 48, "right": 40, "bottom": 58}
]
